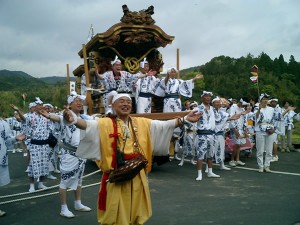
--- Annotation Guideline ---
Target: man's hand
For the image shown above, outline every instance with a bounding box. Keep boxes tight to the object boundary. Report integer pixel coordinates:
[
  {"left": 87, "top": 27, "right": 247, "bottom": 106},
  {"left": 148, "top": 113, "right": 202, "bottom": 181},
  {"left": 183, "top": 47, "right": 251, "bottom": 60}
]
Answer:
[
  {"left": 147, "top": 70, "right": 157, "bottom": 76},
  {"left": 186, "top": 110, "right": 203, "bottom": 123},
  {"left": 193, "top": 73, "right": 204, "bottom": 82},
  {"left": 230, "top": 114, "right": 241, "bottom": 120},
  {"left": 39, "top": 109, "right": 50, "bottom": 119},
  {"left": 10, "top": 104, "right": 19, "bottom": 111},
  {"left": 16, "top": 134, "right": 26, "bottom": 141},
  {"left": 63, "top": 106, "right": 75, "bottom": 123}
]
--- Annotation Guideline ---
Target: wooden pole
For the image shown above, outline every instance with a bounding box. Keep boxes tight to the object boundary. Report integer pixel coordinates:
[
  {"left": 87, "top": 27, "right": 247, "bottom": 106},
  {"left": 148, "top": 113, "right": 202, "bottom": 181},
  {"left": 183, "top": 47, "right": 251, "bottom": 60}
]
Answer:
[
  {"left": 82, "top": 44, "right": 93, "bottom": 115},
  {"left": 176, "top": 48, "right": 180, "bottom": 79},
  {"left": 66, "top": 64, "right": 70, "bottom": 95}
]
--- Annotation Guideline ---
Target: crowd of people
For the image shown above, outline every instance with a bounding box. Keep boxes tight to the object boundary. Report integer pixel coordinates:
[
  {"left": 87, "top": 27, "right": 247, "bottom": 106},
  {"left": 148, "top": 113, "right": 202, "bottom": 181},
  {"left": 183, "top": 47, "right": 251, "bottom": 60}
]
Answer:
[{"left": 1, "top": 56, "right": 299, "bottom": 224}]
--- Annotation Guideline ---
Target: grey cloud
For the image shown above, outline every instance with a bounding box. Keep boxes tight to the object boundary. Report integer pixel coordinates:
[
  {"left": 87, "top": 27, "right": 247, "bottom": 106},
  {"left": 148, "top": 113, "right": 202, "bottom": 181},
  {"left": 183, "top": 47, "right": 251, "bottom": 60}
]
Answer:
[{"left": 0, "top": 0, "right": 299, "bottom": 77}]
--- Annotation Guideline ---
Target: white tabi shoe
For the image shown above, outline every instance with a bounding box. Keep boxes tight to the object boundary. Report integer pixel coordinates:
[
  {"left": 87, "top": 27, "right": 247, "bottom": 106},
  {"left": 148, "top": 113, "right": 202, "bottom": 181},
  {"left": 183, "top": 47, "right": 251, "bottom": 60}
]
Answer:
[
  {"left": 54, "top": 169, "right": 61, "bottom": 174},
  {"left": 178, "top": 155, "right": 185, "bottom": 166},
  {"left": 207, "top": 172, "right": 220, "bottom": 178},
  {"left": 205, "top": 165, "right": 208, "bottom": 173},
  {"left": 29, "top": 187, "right": 35, "bottom": 193},
  {"left": 195, "top": 171, "right": 202, "bottom": 181},
  {"left": 270, "top": 156, "right": 279, "bottom": 162},
  {"left": 74, "top": 205, "right": 92, "bottom": 212},
  {"left": 174, "top": 153, "right": 181, "bottom": 161},
  {"left": 47, "top": 174, "right": 57, "bottom": 180},
  {"left": 220, "top": 164, "right": 231, "bottom": 170},
  {"left": 229, "top": 161, "right": 236, "bottom": 167},
  {"left": 60, "top": 210, "right": 75, "bottom": 218},
  {"left": 235, "top": 160, "right": 245, "bottom": 166},
  {"left": 37, "top": 183, "right": 48, "bottom": 190},
  {"left": 264, "top": 166, "right": 271, "bottom": 173},
  {"left": 0, "top": 210, "right": 6, "bottom": 217},
  {"left": 190, "top": 159, "right": 197, "bottom": 165}
]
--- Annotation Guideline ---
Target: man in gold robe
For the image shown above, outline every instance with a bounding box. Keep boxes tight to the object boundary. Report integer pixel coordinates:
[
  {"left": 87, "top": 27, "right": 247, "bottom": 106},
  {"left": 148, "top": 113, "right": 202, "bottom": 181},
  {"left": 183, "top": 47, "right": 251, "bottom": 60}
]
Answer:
[{"left": 63, "top": 93, "right": 200, "bottom": 225}]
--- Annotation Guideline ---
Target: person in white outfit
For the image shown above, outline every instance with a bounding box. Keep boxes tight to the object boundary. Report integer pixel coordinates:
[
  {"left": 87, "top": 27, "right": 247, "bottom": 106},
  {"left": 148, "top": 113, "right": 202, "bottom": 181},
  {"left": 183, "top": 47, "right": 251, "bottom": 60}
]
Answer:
[
  {"left": 280, "top": 101, "right": 300, "bottom": 152},
  {"left": 254, "top": 93, "right": 276, "bottom": 173},
  {"left": 40, "top": 92, "right": 93, "bottom": 218},
  {"left": 192, "top": 91, "right": 220, "bottom": 181},
  {"left": 228, "top": 98, "right": 248, "bottom": 167},
  {"left": 95, "top": 56, "right": 149, "bottom": 115},
  {"left": 212, "top": 97, "right": 241, "bottom": 171},
  {"left": 12, "top": 97, "right": 53, "bottom": 192},
  {"left": 0, "top": 117, "right": 25, "bottom": 216},
  {"left": 134, "top": 58, "right": 158, "bottom": 114},
  {"left": 178, "top": 101, "right": 198, "bottom": 166},
  {"left": 154, "top": 67, "right": 203, "bottom": 112},
  {"left": 269, "top": 99, "right": 285, "bottom": 162}
]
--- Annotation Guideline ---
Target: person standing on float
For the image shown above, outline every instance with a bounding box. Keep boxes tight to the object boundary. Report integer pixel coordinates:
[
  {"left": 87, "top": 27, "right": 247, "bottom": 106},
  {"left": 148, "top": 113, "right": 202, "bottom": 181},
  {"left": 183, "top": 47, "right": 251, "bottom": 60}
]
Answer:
[
  {"left": 95, "top": 56, "right": 150, "bottom": 115},
  {"left": 154, "top": 67, "right": 203, "bottom": 112},
  {"left": 134, "top": 58, "right": 158, "bottom": 114}
]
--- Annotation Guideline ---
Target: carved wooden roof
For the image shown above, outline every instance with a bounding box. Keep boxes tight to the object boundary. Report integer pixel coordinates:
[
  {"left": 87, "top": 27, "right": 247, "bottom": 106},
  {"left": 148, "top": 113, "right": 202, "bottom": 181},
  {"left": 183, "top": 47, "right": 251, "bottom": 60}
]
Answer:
[
  {"left": 78, "top": 5, "right": 174, "bottom": 60},
  {"left": 73, "top": 64, "right": 84, "bottom": 77}
]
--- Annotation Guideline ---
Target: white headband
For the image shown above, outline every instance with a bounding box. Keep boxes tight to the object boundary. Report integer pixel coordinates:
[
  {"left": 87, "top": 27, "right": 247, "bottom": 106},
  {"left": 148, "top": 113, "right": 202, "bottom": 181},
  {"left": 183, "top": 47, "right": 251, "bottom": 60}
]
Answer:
[
  {"left": 190, "top": 101, "right": 198, "bottom": 107},
  {"left": 35, "top": 97, "right": 43, "bottom": 104},
  {"left": 167, "top": 67, "right": 178, "bottom": 74},
  {"left": 67, "top": 91, "right": 86, "bottom": 104},
  {"left": 270, "top": 98, "right": 278, "bottom": 102},
  {"left": 29, "top": 102, "right": 37, "bottom": 109},
  {"left": 212, "top": 96, "right": 221, "bottom": 103},
  {"left": 43, "top": 103, "right": 53, "bottom": 108},
  {"left": 111, "top": 55, "right": 121, "bottom": 66},
  {"left": 242, "top": 101, "right": 250, "bottom": 106},
  {"left": 112, "top": 94, "right": 131, "bottom": 104},
  {"left": 201, "top": 91, "right": 213, "bottom": 97},
  {"left": 259, "top": 93, "right": 270, "bottom": 102},
  {"left": 140, "top": 58, "right": 148, "bottom": 68}
]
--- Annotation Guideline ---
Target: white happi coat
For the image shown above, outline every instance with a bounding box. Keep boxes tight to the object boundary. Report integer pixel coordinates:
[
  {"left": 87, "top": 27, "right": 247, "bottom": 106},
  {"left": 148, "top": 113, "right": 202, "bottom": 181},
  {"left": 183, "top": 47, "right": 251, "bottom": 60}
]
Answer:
[
  {"left": 154, "top": 78, "right": 194, "bottom": 112},
  {"left": 273, "top": 105, "right": 285, "bottom": 135},
  {"left": 135, "top": 74, "right": 158, "bottom": 114},
  {"left": 25, "top": 112, "right": 54, "bottom": 179},
  {"left": 0, "top": 119, "right": 17, "bottom": 186},
  {"left": 181, "top": 120, "right": 197, "bottom": 157},
  {"left": 228, "top": 104, "right": 247, "bottom": 144},
  {"left": 55, "top": 114, "right": 94, "bottom": 190},
  {"left": 254, "top": 106, "right": 276, "bottom": 168},
  {"left": 194, "top": 103, "right": 216, "bottom": 159},
  {"left": 213, "top": 108, "right": 229, "bottom": 163},
  {"left": 282, "top": 108, "right": 300, "bottom": 131},
  {"left": 101, "top": 71, "right": 139, "bottom": 113}
]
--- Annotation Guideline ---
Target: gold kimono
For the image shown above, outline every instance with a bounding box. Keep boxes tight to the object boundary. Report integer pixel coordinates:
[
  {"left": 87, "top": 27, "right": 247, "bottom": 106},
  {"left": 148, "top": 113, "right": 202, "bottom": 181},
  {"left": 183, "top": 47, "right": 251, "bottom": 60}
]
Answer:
[{"left": 78, "top": 117, "right": 176, "bottom": 225}]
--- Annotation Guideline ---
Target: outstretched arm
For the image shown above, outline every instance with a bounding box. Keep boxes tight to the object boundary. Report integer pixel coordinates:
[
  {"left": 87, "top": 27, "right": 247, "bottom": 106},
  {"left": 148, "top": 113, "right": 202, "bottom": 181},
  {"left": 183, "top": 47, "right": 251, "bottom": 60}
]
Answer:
[
  {"left": 39, "top": 109, "right": 60, "bottom": 122},
  {"left": 63, "top": 107, "right": 87, "bottom": 130},
  {"left": 192, "top": 73, "right": 204, "bottom": 82},
  {"left": 10, "top": 104, "right": 26, "bottom": 121}
]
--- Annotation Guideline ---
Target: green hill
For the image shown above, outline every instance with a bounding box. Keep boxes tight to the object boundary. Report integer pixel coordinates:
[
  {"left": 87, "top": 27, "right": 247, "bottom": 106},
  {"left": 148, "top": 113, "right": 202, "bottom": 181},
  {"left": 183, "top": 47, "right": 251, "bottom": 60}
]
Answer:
[{"left": 0, "top": 70, "right": 47, "bottom": 91}]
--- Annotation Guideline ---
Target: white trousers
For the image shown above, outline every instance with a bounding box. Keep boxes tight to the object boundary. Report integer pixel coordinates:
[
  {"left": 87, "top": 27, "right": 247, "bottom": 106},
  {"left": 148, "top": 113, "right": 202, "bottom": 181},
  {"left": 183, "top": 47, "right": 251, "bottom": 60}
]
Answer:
[
  {"left": 214, "top": 135, "right": 225, "bottom": 164},
  {"left": 256, "top": 133, "right": 274, "bottom": 168}
]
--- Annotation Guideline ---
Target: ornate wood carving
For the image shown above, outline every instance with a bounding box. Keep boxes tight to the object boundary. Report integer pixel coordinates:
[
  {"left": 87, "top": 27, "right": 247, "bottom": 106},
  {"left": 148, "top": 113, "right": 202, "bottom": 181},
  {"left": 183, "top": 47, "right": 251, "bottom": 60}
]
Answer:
[{"left": 121, "top": 5, "right": 155, "bottom": 25}]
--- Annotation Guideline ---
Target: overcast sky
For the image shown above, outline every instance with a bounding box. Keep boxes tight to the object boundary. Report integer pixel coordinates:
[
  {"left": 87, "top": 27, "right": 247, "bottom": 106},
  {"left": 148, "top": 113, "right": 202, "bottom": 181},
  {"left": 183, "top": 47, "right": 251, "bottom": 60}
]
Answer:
[{"left": 0, "top": 0, "right": 299, "bottom": 78}]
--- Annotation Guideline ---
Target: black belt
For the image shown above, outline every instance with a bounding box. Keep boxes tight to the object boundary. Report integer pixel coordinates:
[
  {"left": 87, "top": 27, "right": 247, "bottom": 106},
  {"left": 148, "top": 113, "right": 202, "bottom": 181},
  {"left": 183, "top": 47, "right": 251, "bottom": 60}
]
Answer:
[
  {"left": 139, "top": 92, "right": 153, "bottom": 98},
  {"left": 30, "top": 139, "right": 49, "bottom": 145},
  {"left": 215, "top": 131, "right": 224, "bottom": 136},
  {"left": 196, "top": 130, "right": 215, "bottom": 135},
  {"left": 164, "top": 94, "right": 180, "bottom": 99}
]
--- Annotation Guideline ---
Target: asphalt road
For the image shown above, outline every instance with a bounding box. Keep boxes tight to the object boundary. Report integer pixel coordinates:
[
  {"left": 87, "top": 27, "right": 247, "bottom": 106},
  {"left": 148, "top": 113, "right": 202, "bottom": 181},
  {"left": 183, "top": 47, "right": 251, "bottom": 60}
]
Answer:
[{"left": 1, "top": 149, "right": 300, "bottom": 225}]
